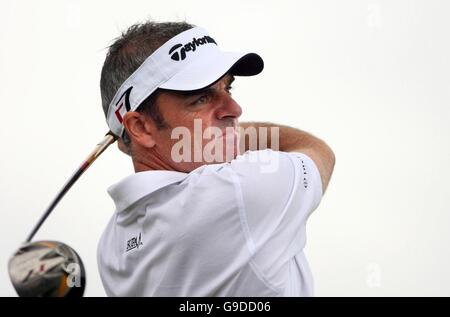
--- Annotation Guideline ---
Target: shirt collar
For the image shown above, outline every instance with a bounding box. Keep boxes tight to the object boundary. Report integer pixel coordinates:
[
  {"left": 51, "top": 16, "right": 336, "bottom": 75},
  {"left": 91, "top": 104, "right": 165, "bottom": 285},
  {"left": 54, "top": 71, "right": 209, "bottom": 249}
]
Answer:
[{"left": 107, "top": 170, "right": 188, "bottom": 212}]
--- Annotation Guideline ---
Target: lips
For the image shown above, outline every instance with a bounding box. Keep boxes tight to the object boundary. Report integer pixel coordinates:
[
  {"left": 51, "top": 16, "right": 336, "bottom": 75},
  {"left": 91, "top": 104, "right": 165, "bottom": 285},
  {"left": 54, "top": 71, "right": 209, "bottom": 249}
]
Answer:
[{"left": 217, "top": 128, "right": 237, "bottom": 141}]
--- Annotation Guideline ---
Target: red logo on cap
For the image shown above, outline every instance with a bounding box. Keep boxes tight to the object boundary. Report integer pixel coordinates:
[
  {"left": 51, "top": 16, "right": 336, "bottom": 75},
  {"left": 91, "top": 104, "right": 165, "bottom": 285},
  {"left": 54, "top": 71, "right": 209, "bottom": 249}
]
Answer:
[
  {"left": 115, "top": 102, "right": 125, "bottom": 123},
  {"left": 114, "top": 87, "right": 133, "bottom": 124}
]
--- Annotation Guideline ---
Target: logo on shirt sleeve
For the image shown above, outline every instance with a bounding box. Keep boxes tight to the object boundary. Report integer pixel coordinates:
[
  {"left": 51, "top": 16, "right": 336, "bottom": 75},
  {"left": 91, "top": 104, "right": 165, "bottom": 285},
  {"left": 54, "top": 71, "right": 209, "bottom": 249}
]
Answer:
[
  {"left": 301, "top": 159, "right": 308, "bottom": 189},
  {"left": 126, "top": 232, "right": 143, "bottom": 252}
]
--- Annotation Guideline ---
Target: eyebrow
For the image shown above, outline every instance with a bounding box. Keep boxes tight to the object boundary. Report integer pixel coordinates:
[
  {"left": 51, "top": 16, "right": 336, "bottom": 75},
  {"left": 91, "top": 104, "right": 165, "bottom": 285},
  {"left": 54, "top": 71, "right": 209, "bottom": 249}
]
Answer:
[{"left": 166, "top": 75, "right": 235, "bottom": 98}]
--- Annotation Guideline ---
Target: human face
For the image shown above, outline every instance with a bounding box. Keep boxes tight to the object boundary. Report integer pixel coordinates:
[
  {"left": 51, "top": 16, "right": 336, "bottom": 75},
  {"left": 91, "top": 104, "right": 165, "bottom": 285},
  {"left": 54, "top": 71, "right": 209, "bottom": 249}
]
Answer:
[{"left": 149, "top": 74, "right": 242, "bottom": 172}]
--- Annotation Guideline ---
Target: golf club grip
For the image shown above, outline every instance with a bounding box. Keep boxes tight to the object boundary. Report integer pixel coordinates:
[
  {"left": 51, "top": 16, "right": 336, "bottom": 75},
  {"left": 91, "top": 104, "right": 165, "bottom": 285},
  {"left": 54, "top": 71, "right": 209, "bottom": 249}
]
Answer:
[{"left": 25, "top": 132, "right": 117, "bottom": 242}]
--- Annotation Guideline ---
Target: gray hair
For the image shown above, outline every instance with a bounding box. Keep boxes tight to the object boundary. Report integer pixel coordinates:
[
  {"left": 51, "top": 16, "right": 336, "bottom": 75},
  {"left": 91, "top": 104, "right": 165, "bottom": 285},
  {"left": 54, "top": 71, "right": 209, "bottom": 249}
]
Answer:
[{"left": 100, "top": 20, "right": 195, "bottom": 150}]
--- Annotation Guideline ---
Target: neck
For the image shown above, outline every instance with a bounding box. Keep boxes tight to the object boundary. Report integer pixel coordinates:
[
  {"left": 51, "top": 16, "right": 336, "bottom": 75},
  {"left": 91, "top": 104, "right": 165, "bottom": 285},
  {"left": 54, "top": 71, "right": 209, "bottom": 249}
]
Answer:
[{"left": 132, "top": 148, "right": 176, "bottom": 173}]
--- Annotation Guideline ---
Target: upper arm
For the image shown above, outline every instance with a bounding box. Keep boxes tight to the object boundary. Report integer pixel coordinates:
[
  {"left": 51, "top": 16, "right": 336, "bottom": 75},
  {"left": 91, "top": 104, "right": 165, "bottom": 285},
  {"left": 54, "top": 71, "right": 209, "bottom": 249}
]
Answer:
[{"left": 290, "top": 142, "right": 335, "bottom": 194}]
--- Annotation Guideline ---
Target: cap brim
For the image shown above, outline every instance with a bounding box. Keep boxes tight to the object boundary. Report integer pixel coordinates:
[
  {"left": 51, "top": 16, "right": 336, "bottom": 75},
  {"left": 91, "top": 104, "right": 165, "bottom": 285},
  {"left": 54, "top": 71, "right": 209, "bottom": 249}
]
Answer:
[{"left": 159, "top": 51, "right": 263, "bottom": 91}]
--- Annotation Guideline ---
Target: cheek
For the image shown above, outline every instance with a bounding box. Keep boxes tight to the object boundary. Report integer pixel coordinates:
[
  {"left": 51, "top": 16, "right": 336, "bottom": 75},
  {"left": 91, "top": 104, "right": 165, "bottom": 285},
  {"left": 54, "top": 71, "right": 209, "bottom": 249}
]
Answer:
[
  {"left": 184, "top": 112, "right": 215, "bottom": 136},
  {"left": 162, "top": 109, "right": 217, "bottom": 147},
  {"left": 173, "top": 110, "right": 212, "bottom": 128}
]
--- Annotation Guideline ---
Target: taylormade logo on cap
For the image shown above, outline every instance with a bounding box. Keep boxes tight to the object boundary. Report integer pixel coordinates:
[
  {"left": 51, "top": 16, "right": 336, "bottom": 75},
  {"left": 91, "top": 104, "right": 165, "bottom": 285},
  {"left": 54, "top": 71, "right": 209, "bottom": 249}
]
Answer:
[{"left": 168, "top": 35, "right": 217, "bottom": 61}]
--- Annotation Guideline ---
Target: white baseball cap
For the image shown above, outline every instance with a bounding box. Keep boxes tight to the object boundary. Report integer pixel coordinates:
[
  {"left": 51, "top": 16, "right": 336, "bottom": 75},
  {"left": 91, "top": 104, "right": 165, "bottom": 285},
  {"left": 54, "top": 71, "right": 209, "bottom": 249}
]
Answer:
[{"left": 106, "top": 26, "right": 264, "bottom": 137}]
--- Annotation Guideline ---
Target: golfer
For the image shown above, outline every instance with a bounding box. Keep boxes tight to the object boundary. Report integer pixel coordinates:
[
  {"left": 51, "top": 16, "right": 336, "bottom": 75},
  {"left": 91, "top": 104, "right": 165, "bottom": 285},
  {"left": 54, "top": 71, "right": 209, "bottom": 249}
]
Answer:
[{"left": 97, "top": 21, "right": 335, "bottom": 296}]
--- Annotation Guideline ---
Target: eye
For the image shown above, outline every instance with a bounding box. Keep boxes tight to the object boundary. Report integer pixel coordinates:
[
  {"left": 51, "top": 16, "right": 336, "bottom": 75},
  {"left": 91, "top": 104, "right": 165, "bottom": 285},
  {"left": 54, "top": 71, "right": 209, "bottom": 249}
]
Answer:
[
  {"left": 192, "top": 93, "right": 212, "bottom": 105},
  {"left": 226, "top": 85, "right": 233, "bottom": 95},
  {"left": 193, "top": 95, "right": 208, "bottom": 105}
]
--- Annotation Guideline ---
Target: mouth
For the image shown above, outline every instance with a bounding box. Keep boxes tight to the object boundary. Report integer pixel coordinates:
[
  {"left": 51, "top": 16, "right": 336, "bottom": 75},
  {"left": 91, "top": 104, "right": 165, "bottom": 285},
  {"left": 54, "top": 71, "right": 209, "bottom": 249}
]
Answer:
[
  {"left": 220, "top": 126, "right": 237, "bottom": 136},
  {"left": 216, "top": 129, "right": 237, "bottom": 142}
]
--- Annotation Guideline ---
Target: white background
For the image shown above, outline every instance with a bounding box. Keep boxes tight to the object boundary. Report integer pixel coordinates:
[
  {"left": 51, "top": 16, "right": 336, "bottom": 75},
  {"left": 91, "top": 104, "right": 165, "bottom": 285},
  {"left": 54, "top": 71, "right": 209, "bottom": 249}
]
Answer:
[{"left": 1, "top": 0, "right": 449, "bottom": 296}]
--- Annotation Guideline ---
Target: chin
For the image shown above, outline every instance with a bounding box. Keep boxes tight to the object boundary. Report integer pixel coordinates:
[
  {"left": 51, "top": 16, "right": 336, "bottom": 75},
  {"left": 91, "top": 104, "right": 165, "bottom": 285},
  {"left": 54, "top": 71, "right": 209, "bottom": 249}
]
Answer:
[{"left": 224, "top": 147, "right": 238, "bottom": 162}]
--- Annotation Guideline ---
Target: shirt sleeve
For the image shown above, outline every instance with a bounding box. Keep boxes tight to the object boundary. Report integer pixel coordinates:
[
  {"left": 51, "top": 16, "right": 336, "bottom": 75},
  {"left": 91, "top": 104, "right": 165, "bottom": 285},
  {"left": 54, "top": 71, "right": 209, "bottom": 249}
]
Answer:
[{"left": 229, "top": 149, "right": 322, "bottom": 290}]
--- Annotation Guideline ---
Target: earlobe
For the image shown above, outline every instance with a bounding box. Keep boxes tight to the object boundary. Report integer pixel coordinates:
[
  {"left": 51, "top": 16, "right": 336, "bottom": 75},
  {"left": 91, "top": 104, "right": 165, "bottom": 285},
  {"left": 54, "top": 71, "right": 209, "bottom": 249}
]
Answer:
[
  {"left": 122, "top": 112, "right": 156, "bottom": 149},
  {"left": 143, "top": 130, "right": 156, "bottom": 148}
]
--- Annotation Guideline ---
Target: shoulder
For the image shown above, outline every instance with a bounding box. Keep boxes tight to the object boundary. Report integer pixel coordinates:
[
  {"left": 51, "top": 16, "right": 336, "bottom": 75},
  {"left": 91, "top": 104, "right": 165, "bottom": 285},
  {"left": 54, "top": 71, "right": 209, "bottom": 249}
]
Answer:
[
  {"left": 226, "top": 149, "right": 323, "bottom": 229},
  {"left": 229, "top": 149, "right": 322, "bottom": 201}
]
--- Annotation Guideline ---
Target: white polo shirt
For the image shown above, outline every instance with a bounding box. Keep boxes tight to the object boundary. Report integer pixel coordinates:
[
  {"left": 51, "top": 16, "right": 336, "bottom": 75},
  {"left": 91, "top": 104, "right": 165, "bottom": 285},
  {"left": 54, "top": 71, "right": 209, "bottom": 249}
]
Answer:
[{"left": 97, "top": 149, "right": 322, "bottom": 297}]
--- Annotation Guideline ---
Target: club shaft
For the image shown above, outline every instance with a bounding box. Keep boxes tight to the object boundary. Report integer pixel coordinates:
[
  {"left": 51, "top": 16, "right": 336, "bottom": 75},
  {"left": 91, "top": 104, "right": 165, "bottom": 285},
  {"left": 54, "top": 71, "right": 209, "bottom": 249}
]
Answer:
[{"left": 25, "top": 132, "right": 117, "bottom": 242}]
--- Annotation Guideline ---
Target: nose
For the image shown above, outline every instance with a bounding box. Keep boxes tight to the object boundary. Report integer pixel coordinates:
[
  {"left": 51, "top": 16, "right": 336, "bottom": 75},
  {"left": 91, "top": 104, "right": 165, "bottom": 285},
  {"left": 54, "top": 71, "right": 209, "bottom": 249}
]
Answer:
[{"left": 215, "top": 93, "right": 242, "bottom": 120}]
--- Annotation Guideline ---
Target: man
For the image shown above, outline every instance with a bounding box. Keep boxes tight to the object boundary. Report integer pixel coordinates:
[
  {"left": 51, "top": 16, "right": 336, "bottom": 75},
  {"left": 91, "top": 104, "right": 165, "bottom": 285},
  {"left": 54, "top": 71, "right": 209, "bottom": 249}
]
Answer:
[{"left": 98, "top": 21, "right": 335, "bottom": 296}]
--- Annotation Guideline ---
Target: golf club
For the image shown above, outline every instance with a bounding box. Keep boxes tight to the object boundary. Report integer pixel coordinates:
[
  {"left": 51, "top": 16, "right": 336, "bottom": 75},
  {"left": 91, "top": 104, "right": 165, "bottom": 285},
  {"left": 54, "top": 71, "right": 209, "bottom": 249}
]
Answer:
[{"left": 8, "top": 132, "right": 117, "bottom": 297}]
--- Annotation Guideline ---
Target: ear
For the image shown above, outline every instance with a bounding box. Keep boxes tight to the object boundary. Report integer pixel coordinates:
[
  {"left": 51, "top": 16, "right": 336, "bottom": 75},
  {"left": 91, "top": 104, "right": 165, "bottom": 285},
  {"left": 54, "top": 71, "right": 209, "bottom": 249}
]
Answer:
[{"left": 122, "top": 112, "right": 156, "bottom": 149}]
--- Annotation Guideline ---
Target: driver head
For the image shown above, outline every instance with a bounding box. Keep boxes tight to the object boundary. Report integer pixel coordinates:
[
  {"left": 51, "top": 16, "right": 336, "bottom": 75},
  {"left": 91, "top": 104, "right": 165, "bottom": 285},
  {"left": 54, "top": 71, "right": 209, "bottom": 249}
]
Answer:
[{"left": 8, "top": 241, "right": 86, "bottom": 297}]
